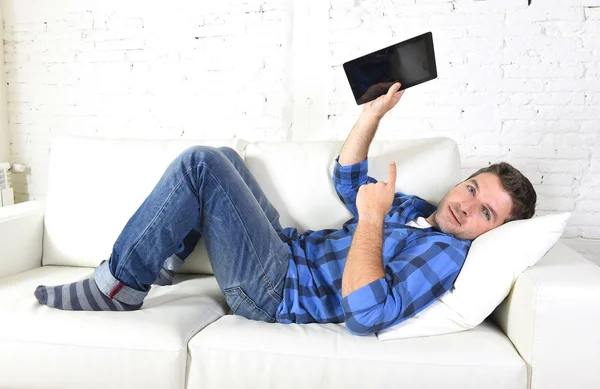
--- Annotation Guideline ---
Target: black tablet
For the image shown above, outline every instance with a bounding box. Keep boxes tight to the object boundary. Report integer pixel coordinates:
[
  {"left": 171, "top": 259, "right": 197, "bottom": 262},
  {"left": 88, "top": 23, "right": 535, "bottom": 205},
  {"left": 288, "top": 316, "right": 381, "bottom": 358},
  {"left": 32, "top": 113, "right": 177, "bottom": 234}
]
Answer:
[{"left": 343, "top": 32, "right": 437, "bottom": 105}]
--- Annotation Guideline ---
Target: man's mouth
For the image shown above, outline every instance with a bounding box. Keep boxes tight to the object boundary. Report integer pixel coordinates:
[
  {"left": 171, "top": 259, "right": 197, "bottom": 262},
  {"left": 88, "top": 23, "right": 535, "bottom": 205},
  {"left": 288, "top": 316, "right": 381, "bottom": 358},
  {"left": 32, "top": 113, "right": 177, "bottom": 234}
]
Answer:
[{"left": 449, "top": 206, "right": 461, "bottom": 226}]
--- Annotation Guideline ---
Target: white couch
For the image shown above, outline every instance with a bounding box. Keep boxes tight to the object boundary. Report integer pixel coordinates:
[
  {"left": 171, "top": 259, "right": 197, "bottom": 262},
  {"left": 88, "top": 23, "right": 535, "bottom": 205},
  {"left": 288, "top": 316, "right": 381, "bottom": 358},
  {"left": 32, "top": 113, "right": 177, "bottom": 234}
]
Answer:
[{"left": 1, "top": 135, "right": 599, "bottom": 389}]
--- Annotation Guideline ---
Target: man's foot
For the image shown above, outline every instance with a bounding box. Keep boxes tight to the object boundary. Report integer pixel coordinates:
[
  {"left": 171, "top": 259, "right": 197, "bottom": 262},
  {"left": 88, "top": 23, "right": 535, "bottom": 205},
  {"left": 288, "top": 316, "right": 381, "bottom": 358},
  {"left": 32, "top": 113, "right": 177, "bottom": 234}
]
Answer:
[{"left": 34, "top": 278, "right": 142, "bottom": 311}]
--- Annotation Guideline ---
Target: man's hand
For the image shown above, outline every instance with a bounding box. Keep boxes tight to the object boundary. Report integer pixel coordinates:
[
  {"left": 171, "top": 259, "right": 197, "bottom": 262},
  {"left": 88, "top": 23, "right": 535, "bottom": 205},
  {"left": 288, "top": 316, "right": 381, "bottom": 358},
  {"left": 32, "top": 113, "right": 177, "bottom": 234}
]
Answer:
[
  {"left": 361, "top": 82, "right": 405, "bottom": 120},
  {"left": 356, "top": 161, "right": 397, "bottom": 221}
]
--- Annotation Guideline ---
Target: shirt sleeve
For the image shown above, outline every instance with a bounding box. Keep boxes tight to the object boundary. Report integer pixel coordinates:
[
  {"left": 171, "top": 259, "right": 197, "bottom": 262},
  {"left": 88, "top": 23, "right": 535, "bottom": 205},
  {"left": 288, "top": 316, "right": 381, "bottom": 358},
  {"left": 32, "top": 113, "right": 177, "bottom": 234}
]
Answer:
[
  {"left": 332, "top": 155, "right": 378, "bottom": 218},
  {"left": 341, "top": 239, "right": 465, "bottom": 336}
]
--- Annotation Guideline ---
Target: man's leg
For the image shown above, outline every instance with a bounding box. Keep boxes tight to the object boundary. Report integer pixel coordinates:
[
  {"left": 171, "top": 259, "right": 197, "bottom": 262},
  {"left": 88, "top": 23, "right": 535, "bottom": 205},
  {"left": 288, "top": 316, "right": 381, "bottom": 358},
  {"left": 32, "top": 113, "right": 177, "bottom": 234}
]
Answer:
[
  {"left": 153, "top": 146, "right": 283, "bottom": 286},
  {"left": 35, "top": 146, "right": 290, "bottom": 320}
]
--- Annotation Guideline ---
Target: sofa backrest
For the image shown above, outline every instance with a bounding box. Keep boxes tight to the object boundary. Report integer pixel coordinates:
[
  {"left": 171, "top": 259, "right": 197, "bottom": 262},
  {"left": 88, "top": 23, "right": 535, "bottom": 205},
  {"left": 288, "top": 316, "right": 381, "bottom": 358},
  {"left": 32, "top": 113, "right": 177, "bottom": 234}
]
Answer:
[
  {"left": 244, "top": 138, "right": 461, "bottom": 232},
  {"left": 42, "top": 135, "right": 461, "bottom": 275}
]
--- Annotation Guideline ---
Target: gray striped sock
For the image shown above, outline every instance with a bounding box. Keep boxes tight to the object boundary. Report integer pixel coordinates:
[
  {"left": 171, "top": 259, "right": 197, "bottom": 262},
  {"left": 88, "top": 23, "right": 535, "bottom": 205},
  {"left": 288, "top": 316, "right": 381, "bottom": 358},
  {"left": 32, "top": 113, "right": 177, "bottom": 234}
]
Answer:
[
  {"left": 34, "top": 278, "right": 142, "bottom": 311},
  {"left": 153, "top": 267, "right": 175, "bottom": 286},
  {"left": 153, "top": 255, "right": 184, "bottom": 286}
]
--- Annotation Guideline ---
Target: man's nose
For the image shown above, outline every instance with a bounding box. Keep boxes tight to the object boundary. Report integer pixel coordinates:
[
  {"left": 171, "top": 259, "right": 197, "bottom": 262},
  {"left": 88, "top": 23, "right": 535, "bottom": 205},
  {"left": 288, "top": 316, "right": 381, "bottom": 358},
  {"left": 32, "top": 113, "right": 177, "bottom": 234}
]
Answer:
[{"left": 459, "top": 199, "right": 477, "bottom": 216}]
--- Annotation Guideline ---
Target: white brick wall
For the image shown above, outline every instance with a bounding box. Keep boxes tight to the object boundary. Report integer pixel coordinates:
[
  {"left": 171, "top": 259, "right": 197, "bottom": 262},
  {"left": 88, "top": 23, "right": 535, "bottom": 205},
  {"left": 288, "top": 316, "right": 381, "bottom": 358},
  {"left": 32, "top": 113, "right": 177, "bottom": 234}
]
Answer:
[
  {"left": 0, "top": 6, "right": 8, "bottom": 163},
  {"left": 1, "top": 0, "right": 599, "bottom": 264}
]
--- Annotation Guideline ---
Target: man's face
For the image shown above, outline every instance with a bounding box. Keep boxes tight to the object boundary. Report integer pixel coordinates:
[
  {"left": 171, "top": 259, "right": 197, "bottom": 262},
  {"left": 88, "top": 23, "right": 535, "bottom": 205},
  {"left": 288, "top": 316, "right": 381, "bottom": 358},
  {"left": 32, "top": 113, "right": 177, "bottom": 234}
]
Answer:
[{"left": 428, "top": 173, "right": 514, "bottom": 241}]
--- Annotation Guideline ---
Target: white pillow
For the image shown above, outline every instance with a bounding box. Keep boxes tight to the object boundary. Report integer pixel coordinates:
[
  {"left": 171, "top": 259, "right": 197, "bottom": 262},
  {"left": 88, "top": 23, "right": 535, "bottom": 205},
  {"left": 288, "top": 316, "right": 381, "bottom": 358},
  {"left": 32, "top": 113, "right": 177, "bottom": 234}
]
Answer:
[{"left": 376, "top": 212, "right": 571, "bottom": 340}]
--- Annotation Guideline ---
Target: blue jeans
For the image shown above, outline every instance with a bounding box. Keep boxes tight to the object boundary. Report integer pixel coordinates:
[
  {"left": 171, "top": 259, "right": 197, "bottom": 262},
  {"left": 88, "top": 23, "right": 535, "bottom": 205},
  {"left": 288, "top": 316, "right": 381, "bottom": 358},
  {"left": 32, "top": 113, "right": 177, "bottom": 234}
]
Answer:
[{"left": 93, "top": 146, "right": 289, "bottom": 323}]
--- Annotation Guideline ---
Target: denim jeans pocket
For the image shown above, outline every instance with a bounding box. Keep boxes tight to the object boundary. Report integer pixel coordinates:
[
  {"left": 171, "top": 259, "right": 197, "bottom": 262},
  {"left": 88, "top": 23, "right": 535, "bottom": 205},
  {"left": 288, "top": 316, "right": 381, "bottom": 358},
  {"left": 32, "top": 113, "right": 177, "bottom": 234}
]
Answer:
[{"left": 222, "top": 286, "right": 277, "bottom": 323}]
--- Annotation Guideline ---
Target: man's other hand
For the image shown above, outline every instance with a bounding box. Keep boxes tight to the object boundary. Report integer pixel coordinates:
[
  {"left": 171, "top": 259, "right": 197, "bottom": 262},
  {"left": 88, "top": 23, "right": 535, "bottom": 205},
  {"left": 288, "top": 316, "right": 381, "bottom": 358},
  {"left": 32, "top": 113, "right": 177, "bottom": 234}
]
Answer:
[
  {"left": 361, "top": 82, "right": 405, "bottom": 119},
  {"left": 356, "top": 162, "right": 397, "bottom": 221}
]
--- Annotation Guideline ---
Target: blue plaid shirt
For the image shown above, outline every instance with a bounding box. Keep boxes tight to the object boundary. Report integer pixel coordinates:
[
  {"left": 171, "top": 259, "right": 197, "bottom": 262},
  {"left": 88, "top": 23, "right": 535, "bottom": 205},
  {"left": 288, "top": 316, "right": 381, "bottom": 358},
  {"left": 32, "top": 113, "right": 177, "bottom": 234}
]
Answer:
[{"left": 275, "top": 155, "right": 472, "bottom": 336}]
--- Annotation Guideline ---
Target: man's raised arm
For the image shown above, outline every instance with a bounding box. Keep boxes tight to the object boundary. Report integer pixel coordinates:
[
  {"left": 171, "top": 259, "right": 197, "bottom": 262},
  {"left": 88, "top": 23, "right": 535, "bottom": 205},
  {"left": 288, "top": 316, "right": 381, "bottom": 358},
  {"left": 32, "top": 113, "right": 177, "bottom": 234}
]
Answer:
[
  {"left": 338, "top": 82, "right": 405, "bottom": 166},
  {"left": 338, "top": 82, "right": 406, "bottom": 336}
]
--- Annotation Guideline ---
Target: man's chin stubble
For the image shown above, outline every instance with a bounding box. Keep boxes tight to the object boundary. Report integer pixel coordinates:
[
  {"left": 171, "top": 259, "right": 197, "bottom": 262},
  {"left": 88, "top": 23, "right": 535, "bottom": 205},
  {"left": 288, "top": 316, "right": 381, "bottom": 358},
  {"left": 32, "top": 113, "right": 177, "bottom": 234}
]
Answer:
[{"left": 435, "top": 214, "right": 463, "bottom": 239}]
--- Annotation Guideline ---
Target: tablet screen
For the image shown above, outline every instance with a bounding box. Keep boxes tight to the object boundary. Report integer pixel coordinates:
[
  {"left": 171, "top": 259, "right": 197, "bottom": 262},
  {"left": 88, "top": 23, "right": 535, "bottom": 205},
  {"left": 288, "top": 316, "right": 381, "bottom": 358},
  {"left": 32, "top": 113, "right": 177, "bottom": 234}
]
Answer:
[{"left": 343, "top": 32, "right": 437, "bottom": 105}]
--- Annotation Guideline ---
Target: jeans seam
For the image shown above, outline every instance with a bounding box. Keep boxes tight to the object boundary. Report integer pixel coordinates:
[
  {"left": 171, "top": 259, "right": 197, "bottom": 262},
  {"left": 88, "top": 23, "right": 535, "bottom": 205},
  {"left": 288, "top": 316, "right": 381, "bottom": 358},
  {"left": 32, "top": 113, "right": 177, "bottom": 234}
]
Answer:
[
  {"left": 198, "top": 162, "right": 283, "bottom": 303},
  {"left": 225, "top": 286, "right": 276, "bottom": 322},
  {"left": 114, "top": 165, "right": 194, "bottom": 284}
]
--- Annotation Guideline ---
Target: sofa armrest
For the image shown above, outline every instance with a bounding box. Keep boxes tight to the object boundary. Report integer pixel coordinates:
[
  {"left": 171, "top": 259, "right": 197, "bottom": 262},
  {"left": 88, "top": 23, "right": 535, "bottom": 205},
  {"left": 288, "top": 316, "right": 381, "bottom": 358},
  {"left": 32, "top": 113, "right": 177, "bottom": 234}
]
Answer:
[
  {"left": 491, "top": 241, "right": 600, "bottom": 389},
  {"left": 0, "top": 200, "right": 45, "bottom": 278}
]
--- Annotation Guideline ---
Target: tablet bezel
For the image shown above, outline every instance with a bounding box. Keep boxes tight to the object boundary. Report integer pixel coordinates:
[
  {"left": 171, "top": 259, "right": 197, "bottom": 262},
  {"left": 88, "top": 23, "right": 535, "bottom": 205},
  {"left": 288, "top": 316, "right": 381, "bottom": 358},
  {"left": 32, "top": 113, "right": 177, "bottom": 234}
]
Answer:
[{"left": 343, "top": 32, "right": 437, "bottom": 105}]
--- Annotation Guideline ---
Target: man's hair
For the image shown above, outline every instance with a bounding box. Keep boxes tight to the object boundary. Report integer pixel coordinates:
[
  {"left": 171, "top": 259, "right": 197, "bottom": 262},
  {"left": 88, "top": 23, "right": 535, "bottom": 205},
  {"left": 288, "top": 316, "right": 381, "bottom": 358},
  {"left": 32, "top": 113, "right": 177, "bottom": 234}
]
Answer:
[{"left": 465, "top": 162, "right": 537, "bottom": 223}]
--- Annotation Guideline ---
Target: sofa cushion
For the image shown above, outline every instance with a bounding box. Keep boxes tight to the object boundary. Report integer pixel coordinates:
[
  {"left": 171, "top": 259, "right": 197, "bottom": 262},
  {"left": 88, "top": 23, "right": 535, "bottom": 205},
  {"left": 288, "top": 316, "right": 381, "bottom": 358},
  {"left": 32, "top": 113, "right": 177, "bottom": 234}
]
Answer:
[
  {"left": 42, "top": 136, "right": 241, "bottom": 273},
  {"left": 0, "top": 266, "right": 227, "bottom": 389},
  {"left": 187, "top": 315, "right": 527, "bottom": 389},
  {"left": 244, "top": 137, "right": 460, "bottom": 232}
]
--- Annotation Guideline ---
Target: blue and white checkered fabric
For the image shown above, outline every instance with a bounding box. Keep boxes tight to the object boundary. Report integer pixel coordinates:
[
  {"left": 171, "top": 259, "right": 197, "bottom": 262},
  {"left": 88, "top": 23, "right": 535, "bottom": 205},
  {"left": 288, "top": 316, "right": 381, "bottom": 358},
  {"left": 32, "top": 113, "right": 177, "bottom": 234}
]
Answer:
[{"left": 275, "top": 156, "right": 471, "bottom": 336}]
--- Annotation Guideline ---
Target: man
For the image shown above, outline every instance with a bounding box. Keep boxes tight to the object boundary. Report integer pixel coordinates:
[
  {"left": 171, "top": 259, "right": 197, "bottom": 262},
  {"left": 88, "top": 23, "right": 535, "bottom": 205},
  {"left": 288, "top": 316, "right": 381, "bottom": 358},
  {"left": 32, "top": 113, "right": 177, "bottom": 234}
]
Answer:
[{"left": 34, "top": 82, "right": 536, "bottom": 336}]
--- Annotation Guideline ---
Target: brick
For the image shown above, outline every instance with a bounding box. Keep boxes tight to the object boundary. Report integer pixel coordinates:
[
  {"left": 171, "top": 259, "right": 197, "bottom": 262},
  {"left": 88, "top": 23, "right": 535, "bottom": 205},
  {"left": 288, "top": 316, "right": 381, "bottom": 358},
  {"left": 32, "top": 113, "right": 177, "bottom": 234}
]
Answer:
[
  {"left": 501, "top": 132, "right": 542, "bottom": 146},
  {"left": 583, "top": 19, "right": 600, "bottom": 33},
  {"left": 30, "top": 52, "right": 76, "bottom": 63},
  {"left": 30, "top": 31, "right": 83, "bottom": 42},
  {"left": 6, "top": 32, "right": 37, "bottom": 42},
  {"left": 570, "top": 212, "right": 600, "bottom": 226},
  {"left": 126, "top": 50, "right": 167, "bottom": 62},
  {"left": 585, "top": 62, "right": 600, "bottom": 78},
  {"left": 75, "top": 51, "right": 126, "bottom": 63},
  {"left": 534, "top": 185, "right": 573, "bottom": 197},
  {"left": 82, "top": 29, "right": 140, "bottom": 42},
  {"left": 460, "top": 103, "right": 496, "bottom": 118},
  {"left": 538, "top": 173, "right": 579, "bottom": 186},
  {"left": 195, "top": 23, "right": 247, "bottom": 38},
  {"left": 577, "top": 200, "right": 600, "bottom": 212},
  {"left": 580, "top": 34, "right": 600, "bottom": 50},
  {"left": 5, "top": 41, "right": 96, "bottom": 54},
  {"left": 94, "top": 16, "right": 144, "bottom": 30},
  {"left": 505, "top": 35, "right": 584, "bottom": 53},
  {"left": 430, "top": 13, "right": 504, "bottom": 26},
  {"left": 536, "top": 197, "right": 576, "bottom": 211},
  {"left": 396, "top": 105, "right": 462, "bottom": 119},
  {"left": 504, "top": 23, "right": 544, "bottom": 36},
  {"left": 46, "top": 19, "right": 93, "bottom": 31},
  {"left": 453, "top": 0, "right": 523, "bottom": 12},
  {"left": 586, "top": 93, "right": 600, "bottom": 105},
  {"left": 501, "top": 79, "right": 545, "bottom": 93},
  {"left": 579, "top": 120, "right": 600, "bottom": 133},
  {"left": 503, "top": 120, "right": 551, "bottom": 138},
  {"left": 497, "top": 106, "right": 538, "bottom": 120},
  {"left": 5, "top": 23, "right": 48, "bottom": 33},
  {"left": 507, "top": 7, "right": 585, "bottom": 22},
  {"left": 433, "top": 93, "right": 496, "bottom": 106},
  {"left": 508, "top": 147, "right": 591, "bottom": 159},
  {"left": 531, "top": 92, "right": 585, "bottom": 105},
  {"left": 585, "top": 6, "right": 600, "bottom": 19},
  {"left": 537, "top": 106, "right": 600, "bottom": 120},
  {"left": 545, "top": 79, "right": 600, "bottom": 92},
  {"left": 541, "top": 21, "right": 586, "bottom": 37},
  {"left": 539, "top": 159, "right": 589, "bottom": 173},
  {"left": 502, "top": 63, "right": 585, "bottom": 78},
  {"left": 4, "top": 52, "right": 31, "bottom": 63},
  {"left": 94, "top": 40, "right": 146, "bottom": 51},
  {"left": 543, "top": 120, "right": 582, "bottom": 133}
]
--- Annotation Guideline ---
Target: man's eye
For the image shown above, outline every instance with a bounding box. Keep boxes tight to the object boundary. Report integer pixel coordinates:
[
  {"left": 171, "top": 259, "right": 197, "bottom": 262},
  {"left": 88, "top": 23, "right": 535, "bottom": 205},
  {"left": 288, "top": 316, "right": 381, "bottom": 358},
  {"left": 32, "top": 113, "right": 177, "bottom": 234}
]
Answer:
[
  {"left": 467, "top": 185, "right": 475, "bottom": 194},
  {"left": 483, "top": 209, "right": 490, "bottom": 220}
]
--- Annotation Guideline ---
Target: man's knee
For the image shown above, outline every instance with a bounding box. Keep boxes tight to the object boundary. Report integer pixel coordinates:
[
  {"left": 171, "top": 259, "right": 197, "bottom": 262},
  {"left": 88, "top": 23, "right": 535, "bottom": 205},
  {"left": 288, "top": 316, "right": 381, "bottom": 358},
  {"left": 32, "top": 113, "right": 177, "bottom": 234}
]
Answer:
[
  {"left": 217, "top": 146, "right": 242, "bottom": 164},
  {"left": 180, "top": 145, "right": 223, "bottom": 166}
]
